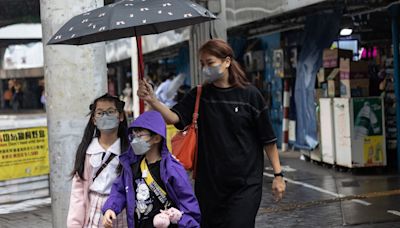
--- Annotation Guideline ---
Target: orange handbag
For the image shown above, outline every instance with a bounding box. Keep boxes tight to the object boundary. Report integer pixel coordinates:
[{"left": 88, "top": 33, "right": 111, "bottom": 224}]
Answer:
[{"left": 171, "top": 85, "right": 202, "bottom": 176}]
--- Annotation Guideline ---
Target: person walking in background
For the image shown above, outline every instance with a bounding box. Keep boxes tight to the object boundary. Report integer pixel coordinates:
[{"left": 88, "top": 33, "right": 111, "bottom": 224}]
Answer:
[
  {"left": 40, "top": 89, "right": 46, "bottom": 110},
  {"left": 12, "top": 81, "right": 23, "bottom": 111},
  {"left": 3, "top": 87, "right": 13, "bottom": 109},
  {"left": 137, "top": 39, "right": 286, "bottom": 228},
  {"left": 102, "top": 111, "right": 200, "bottom": 228},
  {"left": 155, "top": 72, "right": 176, "bottom": 108},
  {"left": 67, "top": 93, "right": 129, "bottom": 228},
  {"left": 122, "top": 82, "right": 133, "bottom": 118}
]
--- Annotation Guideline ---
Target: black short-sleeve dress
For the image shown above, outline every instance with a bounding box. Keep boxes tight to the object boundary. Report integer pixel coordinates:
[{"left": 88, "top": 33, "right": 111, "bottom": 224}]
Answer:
[{"left": 171, "top": 83, "right": 276, "bottom": 228}]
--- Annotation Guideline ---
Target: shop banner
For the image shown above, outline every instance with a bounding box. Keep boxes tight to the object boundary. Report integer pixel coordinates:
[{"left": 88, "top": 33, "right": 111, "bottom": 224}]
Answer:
[{"left": 0, "top": 127, "right": 49, "bottom": 181}]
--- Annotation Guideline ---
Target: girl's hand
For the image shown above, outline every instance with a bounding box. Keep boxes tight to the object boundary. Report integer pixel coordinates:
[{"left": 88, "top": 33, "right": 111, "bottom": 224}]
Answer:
[
  {"left": 103, "top": 209, "right": 116, "bottom": 228},
  {"left": 137, "top": 79, "right": 157, "bottom": 103}
]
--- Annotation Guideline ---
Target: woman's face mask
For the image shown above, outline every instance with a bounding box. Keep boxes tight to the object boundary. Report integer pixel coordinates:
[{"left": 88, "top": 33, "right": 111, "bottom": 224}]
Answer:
[
  {"left": 201, "top": 64, "right": 224, "bottom": 82},
  {"left": 131, "top": 137, "right": 151, "bottom": 155},
  {"left": 95, "top": 115, "right": 120, "bottom": 132}
]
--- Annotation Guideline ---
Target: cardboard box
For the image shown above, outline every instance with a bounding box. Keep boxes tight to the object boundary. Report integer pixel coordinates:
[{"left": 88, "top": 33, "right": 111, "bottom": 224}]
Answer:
[
  {"left": 323, "top": 49, "right": 353, "bottom": 68},
  {"left": 339, "top": 58, "right": 369, "bottom": 80},
  {"left": 340, "top": 78, "right": 370, "bottom": 97},
  {"left": 315, "top": 88, "right": 326, "bottom": 101},
  {"left": 327, "top": 68, "right": 340, "bottom": 97},
  {"left": 339, "top": 58, "right": 369, "bottom": 97},
  {"left": 317, "top": 68, "right": 334, "bottom": 85}
]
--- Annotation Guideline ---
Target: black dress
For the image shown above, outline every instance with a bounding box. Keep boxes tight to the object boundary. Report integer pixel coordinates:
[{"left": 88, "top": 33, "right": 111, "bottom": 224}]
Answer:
[{"left": 172, "top": 84, "right": 277, "bottom": 228}]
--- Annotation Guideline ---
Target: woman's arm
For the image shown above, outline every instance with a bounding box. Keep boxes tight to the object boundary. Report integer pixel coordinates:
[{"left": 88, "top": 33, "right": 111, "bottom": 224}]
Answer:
[
  {"left": 264, "top": 143, "right": 286, "bottom": 202},
  {"left": 137, "top": 79, "right": 179, "bottom": 124}
]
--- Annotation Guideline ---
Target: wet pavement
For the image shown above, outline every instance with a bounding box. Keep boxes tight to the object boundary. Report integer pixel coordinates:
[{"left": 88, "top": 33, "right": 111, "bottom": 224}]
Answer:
[
  {"left": 257, "top": 151, "right": 400, "bottom": 227},
  {"left": 1, "top": 150, "right": 400, "bottom": 227}
]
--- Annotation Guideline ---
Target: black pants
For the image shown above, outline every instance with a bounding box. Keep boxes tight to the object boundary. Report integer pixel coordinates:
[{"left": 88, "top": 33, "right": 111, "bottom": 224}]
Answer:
[{"left": 199, "top": 183, "right": 262, "bottom": 228}]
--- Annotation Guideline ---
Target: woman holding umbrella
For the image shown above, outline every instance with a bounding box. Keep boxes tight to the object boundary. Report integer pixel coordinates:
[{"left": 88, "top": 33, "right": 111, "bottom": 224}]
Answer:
[{"left": 137, "top": 39, "right": 286, "bottom": 228}]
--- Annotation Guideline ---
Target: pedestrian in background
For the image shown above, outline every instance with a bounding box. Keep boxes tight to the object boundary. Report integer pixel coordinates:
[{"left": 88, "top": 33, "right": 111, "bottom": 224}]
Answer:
[
  {"left": 122, "top": 82, "right": 133, "bottom": 118},
  {"left": 137, "top": 39, "right": 286, "bottom": 228},
  {"left": 3, "top": 88, "right": 13, "bottom": 109},
  {"left": 102, "top": 110, "right": 200, "bottom": 228},
  {"left": 155, "top": 72, "right": 176, "bottom": 108},
  {"left": 12, "top": 81, "right": 23, "bottom": 111},
  {"left": 67, "top": 93, "right": 129, "bottom": 228},
  {"left": 3, "top": 79, "right": 15, "bottom": 109}
]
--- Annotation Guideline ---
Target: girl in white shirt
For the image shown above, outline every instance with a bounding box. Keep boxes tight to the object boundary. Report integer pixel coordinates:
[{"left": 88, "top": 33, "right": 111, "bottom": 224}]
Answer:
[{"left": 67, "top": 94, "right": 129, "bottom": 228}]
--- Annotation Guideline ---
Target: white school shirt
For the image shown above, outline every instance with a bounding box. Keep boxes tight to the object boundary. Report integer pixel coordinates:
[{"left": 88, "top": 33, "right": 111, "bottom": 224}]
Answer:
[{"left": 87, "top": 137, "right": 121, "bottom": 194}]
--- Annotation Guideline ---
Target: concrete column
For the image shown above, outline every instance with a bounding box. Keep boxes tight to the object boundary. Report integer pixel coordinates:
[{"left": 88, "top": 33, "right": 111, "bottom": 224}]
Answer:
[{"left": 40, "top": 0, "right": 107, "bottom": 227}]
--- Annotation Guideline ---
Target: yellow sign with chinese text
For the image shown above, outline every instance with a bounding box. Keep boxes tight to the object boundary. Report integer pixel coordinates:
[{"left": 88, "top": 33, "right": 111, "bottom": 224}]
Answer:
[{"left": 0, "top": 127, "right": 49, "bottom": 181}]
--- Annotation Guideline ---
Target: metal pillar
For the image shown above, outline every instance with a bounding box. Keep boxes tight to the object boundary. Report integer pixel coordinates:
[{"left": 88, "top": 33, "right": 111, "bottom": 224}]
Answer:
[
  {"left": 389, "top": 4, "right": 400, "bottom": 171},
  {"left": 40, "top": 0, "right": 107, "bottom": 226}
]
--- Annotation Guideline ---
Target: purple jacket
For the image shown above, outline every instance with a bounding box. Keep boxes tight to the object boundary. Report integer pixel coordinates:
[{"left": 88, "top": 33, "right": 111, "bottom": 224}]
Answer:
[{"left": 102, "top": 111, "right": 201, "bottom": 228}]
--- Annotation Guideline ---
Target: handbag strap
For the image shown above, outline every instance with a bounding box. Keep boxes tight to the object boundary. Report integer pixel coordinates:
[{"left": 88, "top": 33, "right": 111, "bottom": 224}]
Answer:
[
  {"left": 192, "top": 85, "right": 202, "bottom": 124},
  {"left": 192, "top": 85, "right": 202, "bottom": 179},
  {"left": 92, "top": 153, "right": 116, "bottom": 181},
  {"left": 140, "top": 158, "right": 171, "bottom": 209}
]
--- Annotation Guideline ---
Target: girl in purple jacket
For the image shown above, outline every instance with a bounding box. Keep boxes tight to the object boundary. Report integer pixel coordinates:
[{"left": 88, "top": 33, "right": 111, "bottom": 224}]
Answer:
[{"left": 102, "top": 111, "right": 201, "bottom": 228}]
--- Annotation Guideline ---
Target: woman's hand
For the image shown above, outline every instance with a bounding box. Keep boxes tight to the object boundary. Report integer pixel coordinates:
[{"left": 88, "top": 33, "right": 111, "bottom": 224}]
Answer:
[
  {"left": 103, "top": 209, "right": 116, "bottom": 228},
  {"left": 137, "top": 79, "right": 157, "bottom": 104},
  {"left": 272, "top": 176, "right": 286, "bottom": 202}
]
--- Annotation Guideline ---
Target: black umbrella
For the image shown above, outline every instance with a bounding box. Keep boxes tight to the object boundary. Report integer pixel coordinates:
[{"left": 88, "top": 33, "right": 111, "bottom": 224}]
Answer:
[
  {"left": 47, "top": 0, "right": 216, "bottom": 45},
  {"left": 47, "top": 0, "right": 216, "bottom": 113}
]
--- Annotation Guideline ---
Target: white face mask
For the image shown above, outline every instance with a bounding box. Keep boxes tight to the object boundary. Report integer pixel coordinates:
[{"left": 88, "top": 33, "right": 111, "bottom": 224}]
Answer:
[
  {"left": 202, "top": 64, "right": 224, "bottom": 82},
  {"left": 131, "top": 137, "right": 151, "bottom": 155},
  {"left": 95, "top": 115, "right": 120, "bottom": 132}
]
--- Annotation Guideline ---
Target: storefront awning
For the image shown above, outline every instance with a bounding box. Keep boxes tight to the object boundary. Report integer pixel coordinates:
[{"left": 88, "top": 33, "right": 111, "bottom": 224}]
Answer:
[{"left": 0, "top": 67, "right": 43, "bottom": 79}]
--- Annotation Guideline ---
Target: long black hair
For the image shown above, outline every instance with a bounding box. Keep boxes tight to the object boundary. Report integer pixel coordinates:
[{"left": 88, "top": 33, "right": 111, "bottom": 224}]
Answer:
[{"left": 71, "top": 93, "right": 129, "bottom": 180}]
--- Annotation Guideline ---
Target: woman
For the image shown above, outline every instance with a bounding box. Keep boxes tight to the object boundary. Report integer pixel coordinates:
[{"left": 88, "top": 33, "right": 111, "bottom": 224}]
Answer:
[
  {"left": 67, "top": 93, "right": 129, "bottom": 228},
  {"left": 137, "top": 39, "right": 285, "bottom": 228}
]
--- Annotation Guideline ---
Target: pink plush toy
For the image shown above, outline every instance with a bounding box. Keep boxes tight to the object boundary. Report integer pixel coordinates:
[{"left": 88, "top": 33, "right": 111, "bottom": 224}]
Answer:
[
  {"left": 153, "top": 211, "right": 170, "bottom": 228},
  {"left": 166, "top": 207, "right": 183, "bottom": 224},
  {"left": 153, "top": 207, "right": 183, "bottom": 228}
]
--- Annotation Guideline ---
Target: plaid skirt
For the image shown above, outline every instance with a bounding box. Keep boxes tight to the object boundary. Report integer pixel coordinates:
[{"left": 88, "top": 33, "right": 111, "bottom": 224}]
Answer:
[{"left": 86, "top": 191, "right": 128, "bottom": 228}]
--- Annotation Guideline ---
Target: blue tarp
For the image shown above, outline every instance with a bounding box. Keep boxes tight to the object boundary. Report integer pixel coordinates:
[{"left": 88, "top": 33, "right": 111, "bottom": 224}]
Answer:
[{"left": 294, "top": 11, "right": 341, "bottom": 150}]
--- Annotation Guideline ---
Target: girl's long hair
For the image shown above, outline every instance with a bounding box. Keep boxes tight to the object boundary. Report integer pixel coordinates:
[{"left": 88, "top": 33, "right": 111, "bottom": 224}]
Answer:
[
  {"left": 71, "top": 93, "right": 129, "bottom": 180},
  {"left": 199, "top": 39, "right": 250, "bottom": 88}
]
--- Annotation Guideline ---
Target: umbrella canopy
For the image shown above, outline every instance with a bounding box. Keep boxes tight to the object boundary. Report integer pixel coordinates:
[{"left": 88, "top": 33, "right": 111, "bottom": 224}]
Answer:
[{"left": 47, "top": 0, "right": 216, "bottom": 45}]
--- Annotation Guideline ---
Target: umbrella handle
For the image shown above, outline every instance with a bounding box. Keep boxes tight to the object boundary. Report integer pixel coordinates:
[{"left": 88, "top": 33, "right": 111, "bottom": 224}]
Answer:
[
  {"left": 136, "top": 35, "right": 145, "bottom": 114},
  {"left": 136, "top": 36, "right": 144, "bottom": 80}
]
